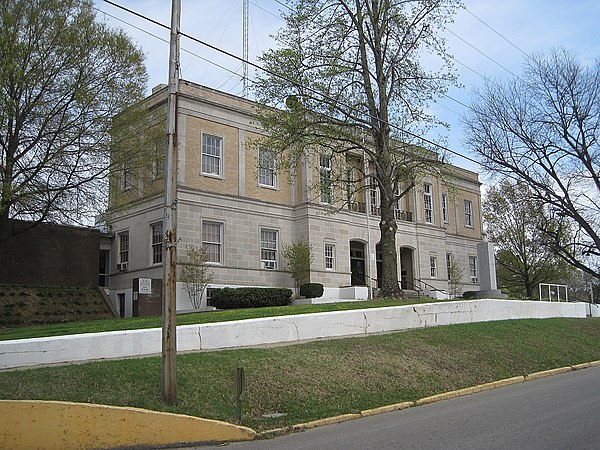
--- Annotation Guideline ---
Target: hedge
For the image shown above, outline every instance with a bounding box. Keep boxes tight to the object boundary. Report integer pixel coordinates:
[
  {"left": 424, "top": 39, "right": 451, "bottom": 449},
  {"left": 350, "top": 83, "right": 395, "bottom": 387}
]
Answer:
[
  {"left": 299, "top": 283, "right": 324, "bottom": 298},
  {"left": 209, "top": 287, "right": 292, "bottom": 309}
]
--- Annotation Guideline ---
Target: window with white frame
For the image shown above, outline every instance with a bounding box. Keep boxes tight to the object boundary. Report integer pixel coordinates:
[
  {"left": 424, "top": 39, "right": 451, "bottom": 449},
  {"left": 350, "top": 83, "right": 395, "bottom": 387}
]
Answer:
[
  {"left": 151, "top": 139, "right": 165, "bottom": 179},
  {"left": 201, "top": 133, "right": 223, "bottom": 176},
  {"left": 118, "top": 232, "right": 129, "bottom": 264},
  {"left": 430, "top": 255, "right": 437, "bottom": 278},
  {"left": 446, "top": 253, "right": 452, "bottom": 280},
  {"left": 260, "top": 228, "right": 278, "bottom": 269},
  {"left": 442, "top": 193, "right": 449, "bottom": 223},
  {"left": 469, "top": 256, "right": 478, "bottom": 278},
  {"left": 325, "top": 243, "right": 335, "bottom": 270},
  {"left": 394, "top": 184, "right": 403, "bottom": 212},
  {"left": 464, "top": 200, "right": 473, "bottom": 227},
  {"left": 122, "top": 165, "right": 133, "bottom": 191},
  {"left": 423, "top": 183, "right": 433, "bottom": 224},
  {"left": 258, "top": 147, "right": 277, "bottom": 187},
  {"left": 319, "top": 155, "right": 332, "bottom": 204},
  {"left": 202, "top": 221, "right": 223, "bottom": 264},
  {"left": 151, "top": 222, "right": 163, "bottom": 264},
  {"left": 370, "top": 184, "right": 379, "bottom": 214}
]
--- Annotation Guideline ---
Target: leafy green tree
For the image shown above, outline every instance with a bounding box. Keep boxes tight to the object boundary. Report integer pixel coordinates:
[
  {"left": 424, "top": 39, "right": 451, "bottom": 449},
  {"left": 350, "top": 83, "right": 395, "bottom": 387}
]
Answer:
[
  {"left": 465, "top": 49, "right": 600, "bottom": 279},
  {"left": 0, "top": 0, "right": 147, "bottom": 242},
  {"left": 282, "top": 240, "right": 314, "bottom": 293},
  {"left": 253, "top": 0, "right": 461, "bottom": 297},
  {"left": 483, "top": 180, "right": 572, "bottom": 299}
]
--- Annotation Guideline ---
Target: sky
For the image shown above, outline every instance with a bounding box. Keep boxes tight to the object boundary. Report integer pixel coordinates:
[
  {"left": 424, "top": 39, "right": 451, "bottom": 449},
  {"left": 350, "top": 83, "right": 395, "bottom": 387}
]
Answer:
[{"left": 94, "top": 0, "right": 600, "bottom": 179}]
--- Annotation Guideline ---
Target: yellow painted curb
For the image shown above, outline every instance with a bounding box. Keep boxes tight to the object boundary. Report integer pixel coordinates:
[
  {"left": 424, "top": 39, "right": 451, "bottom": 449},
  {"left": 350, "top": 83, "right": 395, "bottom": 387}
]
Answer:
[
  {"left": 361, "top": 401, "right": 413, "bottom": 416},
  {"left": 292, "top": 413, "right": 361, "bottom": 431},
  {"left": 589, "top": 360, "right": 600, "bottom": 367},
  {"left": 526, "top": 366, "right": 573, "bottom": 381},
  {"left": 415, "top": 375, "right": 527, "bottom": 406},
  {"left": 490, "top": 376, "right": 526, "bottom": 388},
  {"left": 0, "top": 400, "right": 255, "bottom": 450},
  {"left": 571, "top": 362, "right": 592, "bottom": 370}
]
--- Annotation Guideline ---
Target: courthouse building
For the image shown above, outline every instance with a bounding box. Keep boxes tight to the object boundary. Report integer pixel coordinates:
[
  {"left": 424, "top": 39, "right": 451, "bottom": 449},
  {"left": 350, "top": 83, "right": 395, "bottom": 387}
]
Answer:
[{"left": 103, "top": 81, "right": 487, "bottom": 317}]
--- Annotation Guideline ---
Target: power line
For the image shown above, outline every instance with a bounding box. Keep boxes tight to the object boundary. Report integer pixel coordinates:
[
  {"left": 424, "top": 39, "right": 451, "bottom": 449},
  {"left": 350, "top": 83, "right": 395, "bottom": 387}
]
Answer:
[
  {"left": 95, "top": 6, "right": 243, "bottom": 84},
  {"left": 101, "top": 0, "right": 480, "bottom": 166},
  {"left": 463, "top": 6, "right": 529, "bottom": 58},
  {"left": 443, "top": 26, "right": 519, "bottom": 79}
]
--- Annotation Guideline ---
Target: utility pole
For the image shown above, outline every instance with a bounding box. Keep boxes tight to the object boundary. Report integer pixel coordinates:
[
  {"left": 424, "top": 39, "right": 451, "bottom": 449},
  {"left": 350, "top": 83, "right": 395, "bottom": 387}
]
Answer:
[{"left": 162, "top": 0, "right": 181, "bottom": 405}]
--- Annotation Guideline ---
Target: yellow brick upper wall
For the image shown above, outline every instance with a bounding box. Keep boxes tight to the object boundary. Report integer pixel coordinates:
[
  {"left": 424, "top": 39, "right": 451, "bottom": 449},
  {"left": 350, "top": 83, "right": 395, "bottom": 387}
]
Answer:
[
  {"left": 182, "top": 115, "right": 240, "bottom": 196},
  {"left": 244, "top": 131, "right": 293, "bottom": 205}
]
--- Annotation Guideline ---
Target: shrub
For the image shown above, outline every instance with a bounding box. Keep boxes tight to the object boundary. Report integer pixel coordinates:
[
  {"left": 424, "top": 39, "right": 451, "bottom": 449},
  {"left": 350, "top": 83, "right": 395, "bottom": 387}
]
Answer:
[
  {"left": 299, "top": 283, "right": 324, "bottom": 298},
  {"left": 462, "top": 291, "right": 477, "bottom": 300},
  {"left": 209, "top": 287, "right": 292, "bottom": 309}
]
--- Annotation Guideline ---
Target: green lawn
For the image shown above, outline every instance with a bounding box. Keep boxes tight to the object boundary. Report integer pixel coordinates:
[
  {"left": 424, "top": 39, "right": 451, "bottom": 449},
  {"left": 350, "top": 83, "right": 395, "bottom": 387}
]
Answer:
[
  {"left": 0, "top": 297, "right": 441, "bottom": 341},
  {"left": 1, "top": 318, "right": 599, "bottom": 432}
]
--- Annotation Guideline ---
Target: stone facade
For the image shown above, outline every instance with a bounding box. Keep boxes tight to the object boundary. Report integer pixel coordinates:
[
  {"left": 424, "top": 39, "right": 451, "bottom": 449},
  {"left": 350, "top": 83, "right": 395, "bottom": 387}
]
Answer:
[{"left": 104, "top": 82, "right": 487, "bottom": 316}]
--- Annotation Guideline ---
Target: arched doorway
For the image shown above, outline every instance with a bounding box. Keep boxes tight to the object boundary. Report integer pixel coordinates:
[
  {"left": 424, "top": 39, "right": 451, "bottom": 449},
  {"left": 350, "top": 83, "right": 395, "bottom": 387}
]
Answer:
[
  {"left": 400, "top": 247, "right": 415, "bottom": 290},
  {"left": 350, "top": 240, "right": 366, "bottom": 286}
]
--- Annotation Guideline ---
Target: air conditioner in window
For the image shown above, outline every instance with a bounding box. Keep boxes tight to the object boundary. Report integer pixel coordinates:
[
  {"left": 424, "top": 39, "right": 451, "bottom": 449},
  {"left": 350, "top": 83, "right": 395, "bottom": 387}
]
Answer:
[
  {"left": 117, "top": 262, "right": 129, "bottom": 272},
  {"left": 470, "top": 276, "right": 479, "bottom": 284}
]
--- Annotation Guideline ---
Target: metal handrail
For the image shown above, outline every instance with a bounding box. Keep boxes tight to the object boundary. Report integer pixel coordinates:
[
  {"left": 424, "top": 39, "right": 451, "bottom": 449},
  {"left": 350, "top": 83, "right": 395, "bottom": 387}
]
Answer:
[{"left": 412, "top": 277, "right": 448, "bottom": 296}]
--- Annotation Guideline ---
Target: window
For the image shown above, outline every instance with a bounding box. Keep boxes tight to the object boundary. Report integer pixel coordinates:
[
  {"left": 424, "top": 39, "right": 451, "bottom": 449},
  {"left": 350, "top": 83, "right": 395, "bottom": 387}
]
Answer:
[
  {"left": 202, "top": 221, "right": 223, "bottom": 264},
  {"left": 446, "top": 253, "right": 452, "bottom": 280},
  {"left": 319, "top": 155, "right": 332, "bottom": 204},
  {"left": 430, "top": 256, "right": 437, "bottom": 278},
  {"left": 469, "top": 256, "right": 478, "bottom": 278},
  {"left": 370, "top": 185, "right": 379, "bottom": 214},
  {"left": 258, "top": 148, "right": 277, "bottom": 187},
  {"left": 151, "top": 139, "right": 165, "bottom": 178},
  {"left": 394, "top": 184, "right": 403, "bottom": 212},
  {"left": 201, "top": 133, "right": 223, "bottom": 176},
  {"left": 260, "top": 229, "right": 278, "bottom": 269},
  {"left": 122, "top": 165, "right": 133, "bottom": 191},
  {"left": 325, "top": 244, "right": 335, "bottom": 270},
  {"left": 464, "top": 200, "right": 473, "bottom": 227},
  {"left": 118, "top": 232, "right": 129, "bottom": 264},
  {"left": 423, "top": 183, "right": 433, "bottom": 224},
  {"left": 151, "top": 222, "right": 163, "bottom": 264},
  {"left": 442, "top": 193, "right": 449, "bottom": 223}
]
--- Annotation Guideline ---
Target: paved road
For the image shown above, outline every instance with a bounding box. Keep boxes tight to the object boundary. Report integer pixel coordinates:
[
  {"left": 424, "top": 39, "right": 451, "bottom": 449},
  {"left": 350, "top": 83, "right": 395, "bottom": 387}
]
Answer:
[{"left": 189, "top": 365, "right": 600, "bottom": 449}]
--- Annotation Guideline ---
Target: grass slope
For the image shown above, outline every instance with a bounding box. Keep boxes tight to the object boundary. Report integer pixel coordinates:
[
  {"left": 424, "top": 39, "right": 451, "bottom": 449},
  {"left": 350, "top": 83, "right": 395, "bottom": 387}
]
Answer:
[
  {"left": 0, "top": 285, "right": 114, "bottom": 328},
  {"left": 0, "top": 297, "right": 440, "bottom": 341},
  {"left": 1, "top": 318, "right": 599, "bottom": 432}
]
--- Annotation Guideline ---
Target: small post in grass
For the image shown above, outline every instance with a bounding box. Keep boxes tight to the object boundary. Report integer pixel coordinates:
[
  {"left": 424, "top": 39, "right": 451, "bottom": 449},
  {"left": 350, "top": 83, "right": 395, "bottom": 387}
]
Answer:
[{"left": 234, "top": 367, "right": 245, "bottom": 422}]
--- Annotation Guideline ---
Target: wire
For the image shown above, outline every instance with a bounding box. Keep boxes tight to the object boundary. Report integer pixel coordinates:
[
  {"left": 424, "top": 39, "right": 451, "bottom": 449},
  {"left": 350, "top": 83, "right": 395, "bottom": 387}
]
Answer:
[
  {"left": 463, "top": 6, "right": 529, "bottom": 58},
  {"left": 444, "top": 27, "right": 519, "bottom": 79},
  {"left": 101, "top": 0, "right": 481, "bottom": 166}
]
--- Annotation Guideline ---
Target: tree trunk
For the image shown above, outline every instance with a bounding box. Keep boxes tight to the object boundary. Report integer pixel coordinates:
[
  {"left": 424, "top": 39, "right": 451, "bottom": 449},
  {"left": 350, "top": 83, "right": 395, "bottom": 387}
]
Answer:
[{"left": 377, "top": 164, "right": 403, "bottom": 298}]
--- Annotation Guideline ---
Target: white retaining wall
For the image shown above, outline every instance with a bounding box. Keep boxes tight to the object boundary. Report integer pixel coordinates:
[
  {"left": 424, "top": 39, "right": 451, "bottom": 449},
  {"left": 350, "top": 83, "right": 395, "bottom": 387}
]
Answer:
[{"left": 0, "top": 300, "right": 596, "bottom": 370}]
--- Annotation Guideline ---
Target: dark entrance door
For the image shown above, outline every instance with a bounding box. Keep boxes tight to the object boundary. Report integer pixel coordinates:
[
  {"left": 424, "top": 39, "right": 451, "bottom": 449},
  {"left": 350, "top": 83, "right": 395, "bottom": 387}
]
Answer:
[{"left": 350, "top": 241, "right": 366, "bottom": 286}]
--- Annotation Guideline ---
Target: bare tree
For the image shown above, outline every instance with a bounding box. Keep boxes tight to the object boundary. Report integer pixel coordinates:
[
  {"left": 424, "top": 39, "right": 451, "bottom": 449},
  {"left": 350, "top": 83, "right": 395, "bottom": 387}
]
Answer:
[
  {"left": 0, "top": 0, "right": 147, "bottom": 242},
  {"left": 465, "top": 49, "right": 600, "bottom": 279},
  {"left": 254, "top": 0, "right": 461, "bottom": 297},
  {"left": 447, "top": 258, "right": 463, "bottom": 298},
  {"left": 179, "top": 244, "right": 213, "bottom": 309}
]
